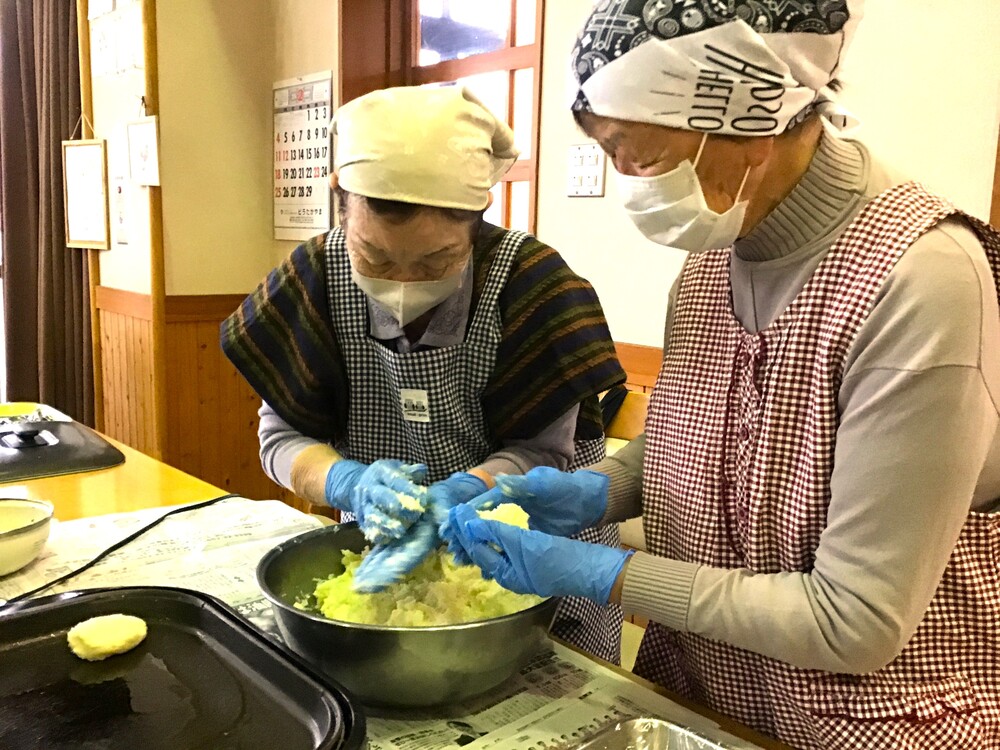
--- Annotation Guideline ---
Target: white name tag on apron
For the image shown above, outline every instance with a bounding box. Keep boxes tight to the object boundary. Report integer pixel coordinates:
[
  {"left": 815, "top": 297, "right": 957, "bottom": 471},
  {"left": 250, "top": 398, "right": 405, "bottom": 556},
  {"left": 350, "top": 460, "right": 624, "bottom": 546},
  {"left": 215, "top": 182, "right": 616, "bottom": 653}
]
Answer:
[{"left": 399, "top": 389, "right": 431, "bottom": 423}]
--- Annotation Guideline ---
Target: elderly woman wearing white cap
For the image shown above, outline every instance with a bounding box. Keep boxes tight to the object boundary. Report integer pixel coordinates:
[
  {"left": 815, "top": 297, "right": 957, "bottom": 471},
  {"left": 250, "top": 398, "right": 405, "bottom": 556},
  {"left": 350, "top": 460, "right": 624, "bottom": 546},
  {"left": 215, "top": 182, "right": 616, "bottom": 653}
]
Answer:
[
  {"left": 222, "top": 86, "right": 627, "bottom": 663},
  {"left": 444, "top": 2, "right": 1000, "bottom": 747}
]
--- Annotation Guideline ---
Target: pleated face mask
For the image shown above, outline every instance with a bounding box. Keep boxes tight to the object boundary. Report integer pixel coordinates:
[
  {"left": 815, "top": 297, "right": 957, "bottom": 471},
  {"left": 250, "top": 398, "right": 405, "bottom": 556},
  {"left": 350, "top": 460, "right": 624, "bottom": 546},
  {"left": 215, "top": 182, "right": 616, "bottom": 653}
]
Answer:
[
  {"left": 616, "top": 133, "right": 751, "bottom": 252},
  {"left": 351, "top": 266, "right": 466, "bottom": 327}
]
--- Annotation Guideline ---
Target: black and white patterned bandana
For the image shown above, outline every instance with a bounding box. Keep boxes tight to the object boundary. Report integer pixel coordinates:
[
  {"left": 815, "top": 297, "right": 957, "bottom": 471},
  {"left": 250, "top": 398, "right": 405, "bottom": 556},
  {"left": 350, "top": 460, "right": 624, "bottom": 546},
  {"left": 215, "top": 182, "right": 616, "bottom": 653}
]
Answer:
[{"left": 570, "top": 0, "right": 863, "bottom": 134}]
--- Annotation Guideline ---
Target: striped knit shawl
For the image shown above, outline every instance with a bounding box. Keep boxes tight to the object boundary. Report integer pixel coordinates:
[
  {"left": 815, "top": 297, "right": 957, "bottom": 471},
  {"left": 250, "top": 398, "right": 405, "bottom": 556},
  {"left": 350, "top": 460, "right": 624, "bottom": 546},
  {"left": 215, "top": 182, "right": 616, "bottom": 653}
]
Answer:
[{"left": 220, "top": 222, "right": 625, "bottom": 446}]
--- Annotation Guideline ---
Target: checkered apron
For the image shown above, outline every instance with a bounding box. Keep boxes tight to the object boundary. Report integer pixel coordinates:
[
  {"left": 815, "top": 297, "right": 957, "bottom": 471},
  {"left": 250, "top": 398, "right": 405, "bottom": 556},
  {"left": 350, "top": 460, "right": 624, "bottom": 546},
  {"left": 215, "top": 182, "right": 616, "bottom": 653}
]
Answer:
[
  {"left": 634, "top": 183, "right": 1000, "bottom": 749},
  {"left": 325, "top": 228, "right": 623, "bottom": 664}
]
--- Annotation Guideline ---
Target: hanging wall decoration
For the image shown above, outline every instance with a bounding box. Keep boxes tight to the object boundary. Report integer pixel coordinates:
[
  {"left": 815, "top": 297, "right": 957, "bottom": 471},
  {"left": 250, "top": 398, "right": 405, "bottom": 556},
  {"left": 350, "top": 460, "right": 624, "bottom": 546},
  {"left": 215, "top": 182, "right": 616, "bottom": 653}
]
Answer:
[{"left": 62, "top": 139, "right": 111, "bottom": 250}]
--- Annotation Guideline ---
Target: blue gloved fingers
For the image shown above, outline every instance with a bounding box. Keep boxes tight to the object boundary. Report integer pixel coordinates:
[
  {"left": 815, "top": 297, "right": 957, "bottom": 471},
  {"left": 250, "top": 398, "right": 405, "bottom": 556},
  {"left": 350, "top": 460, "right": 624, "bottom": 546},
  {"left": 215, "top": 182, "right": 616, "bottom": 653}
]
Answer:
[
  {"left": 365, "top": 460, "right": 429, "bottom": 497},
  {"left": 427, "top": 472, "right": 490, "bottom": 526},
  {"left": 448, "top": 504, "right": 632, "bottom": 603},
  {"left": 492, "top": 473, "right": 532, "bottom": 500},
  {"left": 436, "top": 486, "right": 497, "bottom": 564},
  {"left": 350, "top": 461, "right": 430, "bottom": 544},
  {"left": 448, "top": 505, "right": 509, "bottom": 580},
  {"left": 351, "top": 485, "right": 426, "bottom": 545},
  {"left": 465, "top": 485, "right": 506, "bottom": 512},
  {"left": 493, "top": 467, "right": 608, "bottom": 537},
  {"left": 352, "top": 518, "right": 439, "bottom": 593}
]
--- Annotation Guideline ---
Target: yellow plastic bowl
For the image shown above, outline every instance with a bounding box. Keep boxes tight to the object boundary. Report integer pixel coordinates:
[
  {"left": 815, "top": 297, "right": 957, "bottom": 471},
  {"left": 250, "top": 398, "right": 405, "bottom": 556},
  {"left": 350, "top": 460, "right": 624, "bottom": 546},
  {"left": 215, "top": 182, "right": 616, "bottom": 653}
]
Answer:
[{"left": 0, "top": 499, "right": 54, "bottom": 576}]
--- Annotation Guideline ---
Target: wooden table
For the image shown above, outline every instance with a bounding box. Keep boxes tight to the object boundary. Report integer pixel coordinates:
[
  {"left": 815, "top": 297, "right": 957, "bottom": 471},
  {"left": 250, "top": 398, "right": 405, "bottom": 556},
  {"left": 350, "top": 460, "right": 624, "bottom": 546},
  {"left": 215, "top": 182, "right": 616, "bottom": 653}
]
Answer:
[
  {"left": 0, "top": 437, "right": 227, "bottom": 521},
  {"left": 0, "top": 440, "right": 790, "bottom": 750}
]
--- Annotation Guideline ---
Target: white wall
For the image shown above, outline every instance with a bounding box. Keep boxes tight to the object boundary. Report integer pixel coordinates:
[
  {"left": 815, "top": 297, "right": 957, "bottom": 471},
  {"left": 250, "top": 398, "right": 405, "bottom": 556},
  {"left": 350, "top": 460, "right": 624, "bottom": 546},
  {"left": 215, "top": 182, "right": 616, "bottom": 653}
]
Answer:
[
  {"left": 536, "top": 0, "right": 1000, "bottom": 348},
  {"left": 272, "top": 0, "right": 340, "bottom": 268},
  {"left": 91, "top": 8, "right": 153, "bottom": 295},
  {"left": 838, "top": 1, "right": 1000, "bottom": 220},
  {"left": 157, "top": 0, "right": 278, "bottom": 296},
  {"left": 536, "top": 1, "right": 682, "bottom": 349}
]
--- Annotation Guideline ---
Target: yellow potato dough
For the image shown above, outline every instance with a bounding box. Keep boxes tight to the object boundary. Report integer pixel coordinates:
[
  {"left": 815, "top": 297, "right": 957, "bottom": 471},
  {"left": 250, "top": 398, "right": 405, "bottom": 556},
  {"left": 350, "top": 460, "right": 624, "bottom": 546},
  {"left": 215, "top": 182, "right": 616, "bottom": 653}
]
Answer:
[
  {"left": 478, "top": 502, "right": 529, "bottom": 528},
  {"left": 67, "top": 614, "right": 148, "bottom": 661}
]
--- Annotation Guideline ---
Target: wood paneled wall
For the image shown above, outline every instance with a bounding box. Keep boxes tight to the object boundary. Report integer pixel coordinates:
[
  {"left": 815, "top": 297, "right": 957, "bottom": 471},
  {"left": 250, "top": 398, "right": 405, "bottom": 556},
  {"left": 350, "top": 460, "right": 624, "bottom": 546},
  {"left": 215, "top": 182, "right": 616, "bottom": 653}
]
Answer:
[
  {"left": 95, "top": 287, "right": 159, "bottom": 457},
  {"left": 615, "top": 342, "right": 663, "bottom": 393},
  {"left": 162, "top": 295, "right": 310, "bottom": 513}
]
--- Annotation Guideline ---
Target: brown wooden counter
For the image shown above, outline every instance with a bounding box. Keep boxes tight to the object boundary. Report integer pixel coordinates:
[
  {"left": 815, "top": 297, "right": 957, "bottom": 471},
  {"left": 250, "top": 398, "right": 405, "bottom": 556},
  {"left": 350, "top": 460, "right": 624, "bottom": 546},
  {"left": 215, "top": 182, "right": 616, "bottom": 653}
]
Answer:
[{"left": 0, "top": 436, "right": 227, "bottom": 521}]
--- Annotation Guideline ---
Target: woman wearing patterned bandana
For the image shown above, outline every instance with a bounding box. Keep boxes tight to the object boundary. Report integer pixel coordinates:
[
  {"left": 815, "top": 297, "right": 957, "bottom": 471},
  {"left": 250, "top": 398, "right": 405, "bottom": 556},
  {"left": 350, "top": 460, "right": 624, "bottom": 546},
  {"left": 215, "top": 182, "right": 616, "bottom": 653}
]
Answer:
[
  {"left": 222, "top": 86, "right": 628, "bottom": 664},
  {"left": 444, "top": 2, "right": 1000, "bottom": 747}
]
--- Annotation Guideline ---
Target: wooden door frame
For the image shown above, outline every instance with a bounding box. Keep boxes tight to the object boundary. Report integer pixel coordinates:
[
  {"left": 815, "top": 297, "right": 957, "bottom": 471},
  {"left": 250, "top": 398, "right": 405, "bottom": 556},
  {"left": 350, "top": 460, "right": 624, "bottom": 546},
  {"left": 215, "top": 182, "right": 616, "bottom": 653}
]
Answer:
[{"left": 992, "top": 127, "right": 1000, "bottom": 227}]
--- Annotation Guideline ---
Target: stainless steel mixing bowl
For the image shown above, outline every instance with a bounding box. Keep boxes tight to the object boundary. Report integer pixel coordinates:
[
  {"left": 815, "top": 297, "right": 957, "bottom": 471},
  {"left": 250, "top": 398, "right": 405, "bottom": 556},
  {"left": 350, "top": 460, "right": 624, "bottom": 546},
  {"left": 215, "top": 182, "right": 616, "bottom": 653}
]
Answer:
[{"left": 256, "top": 523, "right": 559, "bottom": 708}]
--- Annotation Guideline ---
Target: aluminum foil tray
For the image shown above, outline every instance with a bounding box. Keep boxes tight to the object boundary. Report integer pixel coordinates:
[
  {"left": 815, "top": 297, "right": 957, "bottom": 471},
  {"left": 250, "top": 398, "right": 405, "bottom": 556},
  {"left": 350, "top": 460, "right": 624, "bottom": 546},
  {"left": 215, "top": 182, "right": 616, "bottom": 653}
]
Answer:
[{"left": 573, "top": 717, "right": 748, "bottom": 750}]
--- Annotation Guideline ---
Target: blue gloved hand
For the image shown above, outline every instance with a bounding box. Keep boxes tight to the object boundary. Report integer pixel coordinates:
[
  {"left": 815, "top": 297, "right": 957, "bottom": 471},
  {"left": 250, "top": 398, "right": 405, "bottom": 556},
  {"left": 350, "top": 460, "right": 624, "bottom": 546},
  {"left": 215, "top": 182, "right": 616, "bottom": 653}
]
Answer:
[
  {"left": 353, "top": 472, "right": 489, "bottom": 591},
  {"left": 446, "top": 504, "right": 633, "bottom": 604},
  {"left": 352, "top": 515, "right": 439, "bottom": 593},
  {"left": 462, "top": 467, "right": 608, "bottom": 537},
  {"left": 324, "top": 459, "right": 428, "bottom": 545},
  {"left": 426, "top": 472, "right": 490, "bottom": 525}
]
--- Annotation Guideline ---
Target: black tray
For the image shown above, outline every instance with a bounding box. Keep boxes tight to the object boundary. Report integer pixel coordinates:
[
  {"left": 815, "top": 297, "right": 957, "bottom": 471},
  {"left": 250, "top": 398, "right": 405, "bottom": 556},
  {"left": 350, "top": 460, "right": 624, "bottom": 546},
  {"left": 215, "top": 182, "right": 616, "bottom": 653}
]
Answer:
[
  {"left": 0, "top": 420, "right": 125, "bottom": 482},
  {"left": 0, "top": 587, "right": 366, "bottom": 750}
]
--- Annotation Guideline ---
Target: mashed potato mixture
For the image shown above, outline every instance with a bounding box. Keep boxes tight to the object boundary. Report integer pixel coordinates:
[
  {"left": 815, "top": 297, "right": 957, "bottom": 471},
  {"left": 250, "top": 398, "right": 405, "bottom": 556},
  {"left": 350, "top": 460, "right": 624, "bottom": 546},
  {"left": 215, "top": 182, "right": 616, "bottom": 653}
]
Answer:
[
  {"left": 298, "top": 503, "right": 543, "bottom": 627},
  {"left": 68, "top": 614, "right": 147, "bottom": 661}
]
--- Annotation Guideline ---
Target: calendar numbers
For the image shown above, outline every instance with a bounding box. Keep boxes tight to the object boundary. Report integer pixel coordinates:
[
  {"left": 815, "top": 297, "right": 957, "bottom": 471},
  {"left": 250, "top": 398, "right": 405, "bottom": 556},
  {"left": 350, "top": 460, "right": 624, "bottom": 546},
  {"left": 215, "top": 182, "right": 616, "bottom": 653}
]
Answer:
[{"left": 273, "top": 74, "right": 332, "bottom": 240}]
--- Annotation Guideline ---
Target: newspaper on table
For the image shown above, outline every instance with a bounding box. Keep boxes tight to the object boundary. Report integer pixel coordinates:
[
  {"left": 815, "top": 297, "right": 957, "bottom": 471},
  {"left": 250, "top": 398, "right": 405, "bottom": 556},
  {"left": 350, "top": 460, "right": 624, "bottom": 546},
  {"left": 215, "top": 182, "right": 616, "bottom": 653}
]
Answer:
[
  {"left": 0, "top": 498, "right": 763, "bottom": 750},
  {"left": 0, "top": 497, "right": 322, "bottom": 618}
]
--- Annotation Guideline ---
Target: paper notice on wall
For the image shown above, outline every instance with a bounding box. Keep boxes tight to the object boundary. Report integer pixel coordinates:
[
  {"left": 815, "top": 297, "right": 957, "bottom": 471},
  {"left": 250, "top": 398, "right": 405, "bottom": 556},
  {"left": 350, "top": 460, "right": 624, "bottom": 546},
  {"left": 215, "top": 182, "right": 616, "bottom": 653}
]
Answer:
[
  {"left": 90, "top": 15, "right": 117, "bottom": 78},
  {"left": 273, "top": 71, "right": 333, "bottom": 241},
  {"left": 88, "top": 0, "right": 114, "bottom": 20},
  {"left": 113, "top": 175, "right": 128, "bottom": 245}
]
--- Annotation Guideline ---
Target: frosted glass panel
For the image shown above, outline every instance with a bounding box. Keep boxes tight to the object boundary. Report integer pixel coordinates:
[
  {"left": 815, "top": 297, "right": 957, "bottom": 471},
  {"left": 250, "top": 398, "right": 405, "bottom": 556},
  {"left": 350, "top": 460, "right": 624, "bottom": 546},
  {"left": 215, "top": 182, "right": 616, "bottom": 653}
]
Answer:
[
  {"left": 417, "top": 1, "right": 510, "bottom": 64},
  {"left": 509, "top": 181, "right": 530, "bottom": 232},
  {"left": 512, "top": 68, "right": 534, "bottom": 159},
  {"left": 456, "top": 70, "right": 509, "bottom": 123},
  {"left": 483, "top": 183, "right": 504, "bottom": 227},
  {"left": 514, "top": 0, "right": 537, "bottom": 46}
]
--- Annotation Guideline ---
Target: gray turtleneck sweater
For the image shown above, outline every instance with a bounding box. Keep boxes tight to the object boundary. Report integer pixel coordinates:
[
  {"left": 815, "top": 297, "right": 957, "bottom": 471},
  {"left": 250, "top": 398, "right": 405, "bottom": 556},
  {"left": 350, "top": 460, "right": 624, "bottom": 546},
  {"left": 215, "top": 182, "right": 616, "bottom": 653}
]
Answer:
[{"left": 594, "top": 131, "right": 1000, "bottom": 674}]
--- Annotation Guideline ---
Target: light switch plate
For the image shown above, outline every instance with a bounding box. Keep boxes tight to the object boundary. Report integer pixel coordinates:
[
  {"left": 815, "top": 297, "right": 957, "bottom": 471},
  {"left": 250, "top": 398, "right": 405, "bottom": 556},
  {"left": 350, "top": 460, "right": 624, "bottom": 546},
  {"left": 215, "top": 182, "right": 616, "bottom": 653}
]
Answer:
[{"left": 567, "top": 143, "right": 606, "bottom": 197}]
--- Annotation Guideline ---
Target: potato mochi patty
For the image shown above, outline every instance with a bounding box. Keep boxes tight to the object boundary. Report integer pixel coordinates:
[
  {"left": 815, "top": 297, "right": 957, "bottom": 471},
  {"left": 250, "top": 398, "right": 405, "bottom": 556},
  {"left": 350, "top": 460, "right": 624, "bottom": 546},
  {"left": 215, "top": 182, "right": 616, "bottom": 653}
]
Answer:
[{"left": 67, "top": 614, "right": 148, "bottom": 661}]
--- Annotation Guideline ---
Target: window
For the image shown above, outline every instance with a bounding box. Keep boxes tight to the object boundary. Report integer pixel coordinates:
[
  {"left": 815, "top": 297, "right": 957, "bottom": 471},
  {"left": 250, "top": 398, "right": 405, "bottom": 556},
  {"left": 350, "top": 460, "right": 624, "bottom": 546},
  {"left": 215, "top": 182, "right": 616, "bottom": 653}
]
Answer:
[{"left": 340, "top": 0, "right": 543, "bottom": 232}]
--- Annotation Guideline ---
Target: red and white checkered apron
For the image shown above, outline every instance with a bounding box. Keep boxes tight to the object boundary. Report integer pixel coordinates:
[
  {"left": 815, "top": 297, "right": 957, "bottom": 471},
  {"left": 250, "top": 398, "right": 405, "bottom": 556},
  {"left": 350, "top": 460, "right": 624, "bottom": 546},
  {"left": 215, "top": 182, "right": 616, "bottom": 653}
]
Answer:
[{"left": 635, "top": 182, "right": 1000, "bottom": 749}]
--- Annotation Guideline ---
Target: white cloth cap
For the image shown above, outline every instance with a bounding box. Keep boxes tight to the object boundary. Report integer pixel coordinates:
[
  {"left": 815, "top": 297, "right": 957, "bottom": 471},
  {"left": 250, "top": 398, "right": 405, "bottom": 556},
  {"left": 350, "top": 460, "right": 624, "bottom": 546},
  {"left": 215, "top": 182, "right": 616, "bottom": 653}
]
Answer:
[
  {"left": 572, "top": 1, "right": 864, "bottom": 135},
  {"left": 333, "top": 86, "right": 519, "bottom": 210}
]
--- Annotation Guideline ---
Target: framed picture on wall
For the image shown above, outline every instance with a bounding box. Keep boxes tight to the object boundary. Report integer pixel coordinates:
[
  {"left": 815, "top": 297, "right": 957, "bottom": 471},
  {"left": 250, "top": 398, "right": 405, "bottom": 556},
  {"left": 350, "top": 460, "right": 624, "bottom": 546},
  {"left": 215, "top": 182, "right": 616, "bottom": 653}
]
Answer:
[
  {"left": 61, "top": 139, "right": 111, "bottom": 250},
  {"left": 127, "top": 116, "right": 160, "bottom": 186}
]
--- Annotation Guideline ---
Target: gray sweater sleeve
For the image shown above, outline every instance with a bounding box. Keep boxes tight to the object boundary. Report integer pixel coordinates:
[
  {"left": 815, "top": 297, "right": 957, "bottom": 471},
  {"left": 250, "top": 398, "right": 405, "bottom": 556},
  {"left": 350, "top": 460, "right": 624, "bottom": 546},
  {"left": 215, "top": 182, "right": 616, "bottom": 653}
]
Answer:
[
  {"left": 620, "top": 221, "right": 1000, "bottom": 674},
  {"left": 258, "top": 402, "right": 323, "bottom": 490}
]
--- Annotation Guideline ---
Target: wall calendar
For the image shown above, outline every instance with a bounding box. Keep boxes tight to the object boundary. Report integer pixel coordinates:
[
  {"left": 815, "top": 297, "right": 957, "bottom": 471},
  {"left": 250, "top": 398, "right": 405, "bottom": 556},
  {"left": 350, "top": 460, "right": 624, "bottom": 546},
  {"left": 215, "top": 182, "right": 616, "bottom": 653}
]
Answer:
[{"left": 273, "top": 71, "right": 333, "bottom": 241}]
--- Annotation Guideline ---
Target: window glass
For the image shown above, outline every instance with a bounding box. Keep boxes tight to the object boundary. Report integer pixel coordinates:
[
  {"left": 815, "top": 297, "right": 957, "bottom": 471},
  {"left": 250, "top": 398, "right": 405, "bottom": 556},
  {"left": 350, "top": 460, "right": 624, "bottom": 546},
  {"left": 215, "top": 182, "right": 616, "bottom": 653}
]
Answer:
[
  {"left": 512, "top": 68, "right": 534, "bottom": 159},
  {"left": 514, "top": 0, "right": 537, "bottom": 46},
  {"left": 483, "top": 184, "right": 504, "bottom": 227},
  {"left": 455, "top": 70, "right": 509, "bottom": 124},
  {"left": 509, "top": 181, "right": 530, "bottom": 232},
  {"left": 417, "top": 1, "right": 510, "bottom": 65}
]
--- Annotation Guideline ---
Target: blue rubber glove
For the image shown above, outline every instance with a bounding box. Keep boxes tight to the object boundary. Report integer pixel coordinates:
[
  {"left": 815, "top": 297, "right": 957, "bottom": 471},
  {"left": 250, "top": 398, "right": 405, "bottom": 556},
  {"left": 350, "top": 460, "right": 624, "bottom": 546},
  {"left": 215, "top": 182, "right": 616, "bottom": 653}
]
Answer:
[
  {"left": 352, "top": 515, "right": 438, "bottom": 593},
  {"left": 353, "top": 472, "right": 489, "bottom": 592},
  {"left": 324, "top": 459, "right": 428, "bottom": 545},
  {"left": 426, "top": 472, "right": 490, "bottom": 525},
  {"left": 447, "top": 504, "right": 633, "bottom": 605},
  {"left": 457, "top": 467, "right": 608, "bottom": 537}
]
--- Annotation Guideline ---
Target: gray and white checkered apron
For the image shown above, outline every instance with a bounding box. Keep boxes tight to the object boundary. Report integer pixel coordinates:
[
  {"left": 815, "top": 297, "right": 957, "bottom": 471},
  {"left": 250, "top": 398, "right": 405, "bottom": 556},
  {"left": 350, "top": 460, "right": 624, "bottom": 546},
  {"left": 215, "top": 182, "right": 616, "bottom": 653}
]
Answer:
[
  {"left": 325, "top": 228, "right": 623, "bottom": 664},
  {"left": 634, "top": 183, "right": 1000, "bottom": 749}
]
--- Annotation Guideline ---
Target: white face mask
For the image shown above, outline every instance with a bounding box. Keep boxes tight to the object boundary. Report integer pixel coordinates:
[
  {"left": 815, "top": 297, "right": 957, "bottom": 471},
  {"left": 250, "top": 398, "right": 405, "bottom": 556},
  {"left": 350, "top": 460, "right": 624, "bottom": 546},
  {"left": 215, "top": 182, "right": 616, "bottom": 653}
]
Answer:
[
  {"left": 616, "top": 133, "right": 751, "bottom": 253},
  {"left": 351, "top": 265, "right": 466, "bottom": 326}
]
